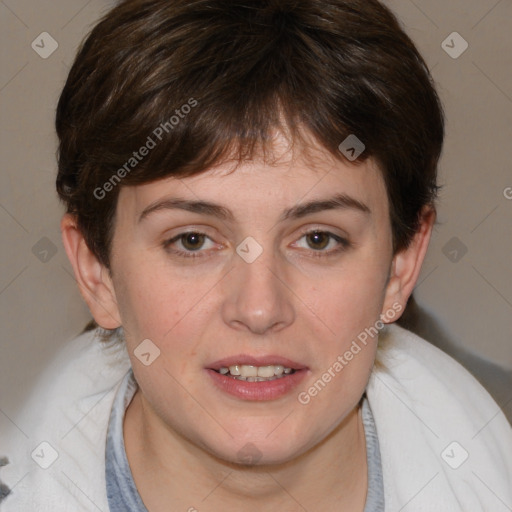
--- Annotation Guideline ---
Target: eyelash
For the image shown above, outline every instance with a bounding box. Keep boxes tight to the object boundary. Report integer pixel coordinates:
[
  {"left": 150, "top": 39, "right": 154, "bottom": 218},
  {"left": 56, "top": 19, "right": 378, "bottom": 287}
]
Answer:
[{"left": 163, "top": 229, "right": 351, "bottom": 260}]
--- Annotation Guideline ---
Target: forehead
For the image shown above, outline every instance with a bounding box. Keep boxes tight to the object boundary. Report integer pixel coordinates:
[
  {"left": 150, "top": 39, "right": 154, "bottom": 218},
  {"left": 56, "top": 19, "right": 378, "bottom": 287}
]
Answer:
[{"left": 116, "top": 140, "right": 389, "bottom": 224}]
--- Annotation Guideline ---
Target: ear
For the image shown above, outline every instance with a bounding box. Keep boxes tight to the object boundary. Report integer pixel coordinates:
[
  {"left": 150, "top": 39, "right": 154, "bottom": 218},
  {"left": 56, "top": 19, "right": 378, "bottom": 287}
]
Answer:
[
  {"left": 381, "top": 206, "right": 436, "bottom": 322},
  {"left": 60, "top": 213, "right": 122, "bottom": 329}
]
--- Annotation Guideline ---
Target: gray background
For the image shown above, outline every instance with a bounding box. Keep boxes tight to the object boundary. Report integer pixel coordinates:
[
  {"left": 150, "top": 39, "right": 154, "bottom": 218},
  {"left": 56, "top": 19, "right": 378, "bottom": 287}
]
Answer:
[{"left": 1, "top": 0, "right": 511, "bottom": 426}]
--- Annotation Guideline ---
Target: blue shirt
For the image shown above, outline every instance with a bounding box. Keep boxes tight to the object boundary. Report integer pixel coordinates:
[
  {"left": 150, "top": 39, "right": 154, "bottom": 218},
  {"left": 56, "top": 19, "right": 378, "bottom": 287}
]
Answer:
[{"left": 106, "top": 369, "right": 385, "bottom": 511}]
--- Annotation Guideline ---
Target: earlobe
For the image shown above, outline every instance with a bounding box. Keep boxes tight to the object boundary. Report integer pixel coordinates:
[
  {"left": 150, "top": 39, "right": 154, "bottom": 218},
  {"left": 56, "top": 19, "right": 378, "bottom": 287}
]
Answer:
[
  {"left": 381, "top": 206, "right": 436, "bottom": 322},
  {"left": 60, "top": 213, "right": 122, "bottom": 329}
]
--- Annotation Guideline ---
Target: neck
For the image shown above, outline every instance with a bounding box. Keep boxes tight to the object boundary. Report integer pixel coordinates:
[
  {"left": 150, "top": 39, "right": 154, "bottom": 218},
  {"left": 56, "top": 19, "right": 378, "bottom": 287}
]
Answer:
[{"left": 124, "top": 390, "right": 368, "bottom": 512}]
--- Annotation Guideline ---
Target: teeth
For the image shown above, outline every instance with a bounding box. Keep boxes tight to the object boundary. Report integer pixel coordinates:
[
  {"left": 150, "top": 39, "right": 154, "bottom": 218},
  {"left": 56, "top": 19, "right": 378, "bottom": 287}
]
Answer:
[
  {"left": 230, "top": 375, "right": 283, "bottom": 381},
  {"left": 274, "top": 365, "right": 284, "bottom": 375},
  {"left": 257, "top": 366, "right": 274, "bottom": 378},
  {"left": 243, "top": 365, "right": 258, "bottom": 377},
  {"left": 228, "top": 365, "right": 241, "bottom": 375},
  {"left": 219, "top": 364, "right": 295, "bottom": 378}
]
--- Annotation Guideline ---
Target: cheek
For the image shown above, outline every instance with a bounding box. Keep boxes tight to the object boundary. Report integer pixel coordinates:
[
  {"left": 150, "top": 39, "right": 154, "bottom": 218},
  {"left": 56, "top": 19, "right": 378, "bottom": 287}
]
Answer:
[
  {"left": 319, "top": 284, "right": 380, "bottom": 379},
  {"left": 113, "top": 275, "right": 169, "bottom": 337},
  {"left": 112, "top": 253, "right": 198, "bottom": 336},
  {"left": 299, "top": 257, "right": 387, "bottom": 395},
  {"left": 112, "top": 259, "right": 221, "bottom": 379},
  {"left": 313, "top": 265, "right": 388, "bottom": 339},
  {"left": 295, "top": 274, "right": 382, "bottom": 423}
]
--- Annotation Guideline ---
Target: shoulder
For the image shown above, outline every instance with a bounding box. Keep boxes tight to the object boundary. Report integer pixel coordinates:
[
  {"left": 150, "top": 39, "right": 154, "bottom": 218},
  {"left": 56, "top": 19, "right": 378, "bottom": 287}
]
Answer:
[
  {"left": 373, "top": 322, "right": 509, "bottom": 413},
  {"left": 367, "top": 323, "right": 512, "bottom": 511},
  {"left": 0, "top": 328, "right": 131, "bottom": 511},
  {"left": 14, "top": 327, "right": 131, "bottom": 438}
]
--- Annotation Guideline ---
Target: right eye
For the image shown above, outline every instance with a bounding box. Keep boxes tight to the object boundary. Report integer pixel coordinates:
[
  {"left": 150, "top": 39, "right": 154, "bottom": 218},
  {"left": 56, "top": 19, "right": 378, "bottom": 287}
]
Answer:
[{"left": 163, "top": 231, "right": 217, "bottom": 259}]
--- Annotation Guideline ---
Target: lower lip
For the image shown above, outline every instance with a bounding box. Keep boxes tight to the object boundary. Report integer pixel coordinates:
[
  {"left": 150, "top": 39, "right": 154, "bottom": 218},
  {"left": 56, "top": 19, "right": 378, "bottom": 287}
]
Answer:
[{"left": 206, "top": 369, "right": 308, "bottom": 401}]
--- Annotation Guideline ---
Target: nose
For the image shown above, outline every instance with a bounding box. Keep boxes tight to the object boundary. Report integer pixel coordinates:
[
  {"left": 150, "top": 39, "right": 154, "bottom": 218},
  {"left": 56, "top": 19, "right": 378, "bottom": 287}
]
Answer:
[{"left": 221, "top": 246, "right": 295, "bottom": 335}]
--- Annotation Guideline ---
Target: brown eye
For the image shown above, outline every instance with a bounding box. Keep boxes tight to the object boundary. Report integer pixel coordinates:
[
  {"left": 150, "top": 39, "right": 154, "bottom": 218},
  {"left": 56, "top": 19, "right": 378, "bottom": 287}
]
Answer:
[
  {"left": 292, "top": 229, "right": 350, "bottom": 258},
  {"left": 180, "top": 232, "right": 206, "bottom": 251},
  {"left": 305, "top": 231, "right": 330, "bottom": 250},
  {"left": 163, "top": 231, "right": 215, "bottom": 259}
]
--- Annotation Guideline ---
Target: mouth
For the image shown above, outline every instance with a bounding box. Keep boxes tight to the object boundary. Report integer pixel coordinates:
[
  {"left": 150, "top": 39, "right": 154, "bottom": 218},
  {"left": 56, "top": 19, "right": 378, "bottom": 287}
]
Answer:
[
  {"left": 206, "top": 355, "right": 308, "bottom": 401},
  {"left": 212, "top": 364, "right": 296, "bottom": 382}
]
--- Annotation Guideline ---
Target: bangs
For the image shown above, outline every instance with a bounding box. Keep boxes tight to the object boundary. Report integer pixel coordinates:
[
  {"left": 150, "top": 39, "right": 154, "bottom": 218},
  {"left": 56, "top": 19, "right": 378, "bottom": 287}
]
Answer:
[{"left": 56, "top": 0, "right": 444, "bottom": 269}]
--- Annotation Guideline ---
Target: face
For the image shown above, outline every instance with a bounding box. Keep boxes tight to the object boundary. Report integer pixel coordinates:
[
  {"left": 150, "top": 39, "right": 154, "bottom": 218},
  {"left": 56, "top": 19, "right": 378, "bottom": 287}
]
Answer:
[{"left": 103, "top": 138, "right": 398, "bottom": 465}]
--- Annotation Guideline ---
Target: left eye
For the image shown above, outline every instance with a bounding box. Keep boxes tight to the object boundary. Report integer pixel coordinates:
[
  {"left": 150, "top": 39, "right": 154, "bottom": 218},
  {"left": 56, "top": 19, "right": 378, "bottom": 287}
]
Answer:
[{"left": 292, "top": 230, "right": 349, "bottom": 256}]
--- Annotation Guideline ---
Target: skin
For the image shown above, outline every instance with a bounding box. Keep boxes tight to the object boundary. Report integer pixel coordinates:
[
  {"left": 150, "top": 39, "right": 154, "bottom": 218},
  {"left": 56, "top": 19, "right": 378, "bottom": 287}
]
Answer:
[{"left": 61, "top": 132, "right": 435, "bottom": 511}]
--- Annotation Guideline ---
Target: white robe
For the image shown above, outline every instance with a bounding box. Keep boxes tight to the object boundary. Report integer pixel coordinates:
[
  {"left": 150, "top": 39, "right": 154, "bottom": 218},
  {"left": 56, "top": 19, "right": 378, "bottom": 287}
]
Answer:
[{"left": 1, "top": 323, "right": 511, "bottom": 511}]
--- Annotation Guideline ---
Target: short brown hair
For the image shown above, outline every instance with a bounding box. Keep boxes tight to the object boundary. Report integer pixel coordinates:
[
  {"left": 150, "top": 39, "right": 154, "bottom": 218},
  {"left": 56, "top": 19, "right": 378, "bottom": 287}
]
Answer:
[{"left": 56, "top": 0, "right": 444, "bottom": 271}]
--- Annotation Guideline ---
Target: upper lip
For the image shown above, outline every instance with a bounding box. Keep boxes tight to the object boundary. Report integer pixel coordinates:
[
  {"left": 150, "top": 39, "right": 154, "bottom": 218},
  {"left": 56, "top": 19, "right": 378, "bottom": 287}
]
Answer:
[{"left": 207, "top": 354, "right": 308, "bottom": 371}]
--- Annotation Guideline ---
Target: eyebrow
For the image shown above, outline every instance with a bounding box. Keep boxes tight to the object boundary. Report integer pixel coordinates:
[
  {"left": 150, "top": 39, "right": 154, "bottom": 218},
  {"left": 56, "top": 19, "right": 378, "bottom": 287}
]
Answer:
[{"left": 138, "top": 193, "right": 371, "bottom": 224}]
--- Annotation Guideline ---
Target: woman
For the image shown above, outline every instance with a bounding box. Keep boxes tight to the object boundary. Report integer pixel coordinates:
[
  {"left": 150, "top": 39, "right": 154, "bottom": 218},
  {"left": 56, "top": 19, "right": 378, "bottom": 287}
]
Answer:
[{"left": 1, "top": 1, "right": 511, "bottom": 510}]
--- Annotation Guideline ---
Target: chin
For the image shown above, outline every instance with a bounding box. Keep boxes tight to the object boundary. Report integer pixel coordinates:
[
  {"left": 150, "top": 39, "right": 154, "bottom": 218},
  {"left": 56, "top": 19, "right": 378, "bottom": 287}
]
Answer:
[{"left": 203, "top": 432, "right": 310, "bottom": 467}]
